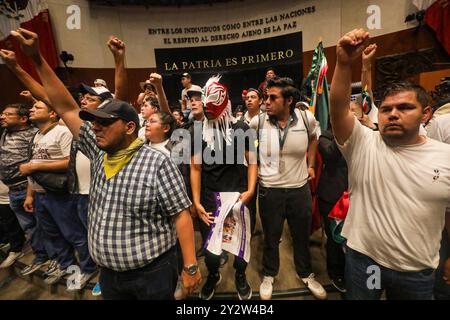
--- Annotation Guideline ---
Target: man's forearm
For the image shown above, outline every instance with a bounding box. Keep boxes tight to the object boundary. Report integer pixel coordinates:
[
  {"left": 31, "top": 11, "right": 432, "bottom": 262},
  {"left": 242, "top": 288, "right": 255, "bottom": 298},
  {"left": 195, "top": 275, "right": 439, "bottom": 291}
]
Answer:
[
  {"left": 330, "top": 63, "right": 352, "bottom": 121},
  {"left": 329, "top": 62, "right": 355, "bottom": 144},
  {"left": 174, "top": 209, "right": 197, "bottom": 266},
  {"left": 26, "top": 182, "right": 33, "bottom": 199},
  {"left": 247, "top": 163, "right": 257, "bottom": 194},
  {"left": 113, "top": 55, "right": 128, "bottom": 101},
  {"left": 307, "top": 138, "right": 318, "bottom": 168},
  {"left": 361, "top": 61, "right": 374, "bottom": 100},
  {"left": 155, "top": 83, "right": 172, "bottom": 115},
  {"left": 245, "top": 151, "right": 257, "bottom": 194},
  {"left": 33, "top": 158, "right": 69, "bottom": 172},
  {"left": 9, "top": 64, "right": 50, "bottom": 105},
  {"left": 190, "top": 162, "right": 202, "bottom": 206},
  {"left": 29, "top": 54, "right": 82, "bottom": 139}
]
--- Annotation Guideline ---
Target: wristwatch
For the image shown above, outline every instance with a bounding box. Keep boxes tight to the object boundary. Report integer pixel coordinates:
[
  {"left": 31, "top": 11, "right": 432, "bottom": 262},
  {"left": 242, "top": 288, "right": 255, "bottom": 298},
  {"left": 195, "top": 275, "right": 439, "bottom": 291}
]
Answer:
[{"left": 183, "top": 264, "right": 199, "bottom": 276}]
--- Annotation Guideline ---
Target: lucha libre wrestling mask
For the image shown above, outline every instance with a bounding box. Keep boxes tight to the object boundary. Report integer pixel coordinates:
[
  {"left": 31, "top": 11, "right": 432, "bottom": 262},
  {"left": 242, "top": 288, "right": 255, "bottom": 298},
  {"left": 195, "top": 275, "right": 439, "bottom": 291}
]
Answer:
[{"left": 203, "top": 76, "right": 230, "bottom": 121}]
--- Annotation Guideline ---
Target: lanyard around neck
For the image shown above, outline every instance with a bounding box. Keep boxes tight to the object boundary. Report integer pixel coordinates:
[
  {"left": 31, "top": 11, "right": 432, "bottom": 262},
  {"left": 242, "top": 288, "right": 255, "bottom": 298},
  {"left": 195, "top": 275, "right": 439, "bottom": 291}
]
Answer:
[{"left": 277, "top": 116, "right": 292, "bottom": 151}]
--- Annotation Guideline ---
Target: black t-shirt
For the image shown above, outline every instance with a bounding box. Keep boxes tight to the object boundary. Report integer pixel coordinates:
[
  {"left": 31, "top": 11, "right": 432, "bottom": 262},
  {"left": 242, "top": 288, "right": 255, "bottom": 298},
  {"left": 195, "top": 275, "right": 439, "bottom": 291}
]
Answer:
[{"left": 190, "top": 120, "right": 252, "bottom": 211}]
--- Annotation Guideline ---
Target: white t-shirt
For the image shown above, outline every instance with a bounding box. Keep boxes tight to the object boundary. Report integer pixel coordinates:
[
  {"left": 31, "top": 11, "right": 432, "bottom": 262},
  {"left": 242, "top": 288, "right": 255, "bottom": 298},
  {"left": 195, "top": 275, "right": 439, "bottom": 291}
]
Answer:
[
  {"left": 0, "top": 180, "right": 9, "bottom": 204},
  {"left": 149, "top": 139, "right": 170, "bottom": 157},
  {"left": 28, "top": 125, "right": 73, "bottom": 192},
  {"left": 138, "top": 126, "right": 146, "bottom": 140},
  {"left": 427, "top": 113, "right": 450, "bottom": 144},
  {"left": 75, "top": 150, "right": 91, "bottom": 195},
  {"left": 250, "top": 109, "right": 320, "bottom": 188},
  {"left": 243, "top": 111, "right": 261, "bottom": 125},
  {"left": 337, "top": 119, "right": 450, "bottom": 271}
]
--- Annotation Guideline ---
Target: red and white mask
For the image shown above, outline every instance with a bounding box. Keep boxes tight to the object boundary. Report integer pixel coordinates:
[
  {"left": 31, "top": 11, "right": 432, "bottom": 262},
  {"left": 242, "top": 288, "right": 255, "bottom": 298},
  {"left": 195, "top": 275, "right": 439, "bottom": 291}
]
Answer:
[{"left": 203, "top": 76, "right": 230, "bottom": 120}]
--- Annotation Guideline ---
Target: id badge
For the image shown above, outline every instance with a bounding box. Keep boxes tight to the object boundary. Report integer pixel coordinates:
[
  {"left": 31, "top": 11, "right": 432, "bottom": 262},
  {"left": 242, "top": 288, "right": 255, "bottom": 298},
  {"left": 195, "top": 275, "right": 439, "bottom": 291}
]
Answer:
[{"left": 279, "top": 157, "right": 285, "bottom": 173}]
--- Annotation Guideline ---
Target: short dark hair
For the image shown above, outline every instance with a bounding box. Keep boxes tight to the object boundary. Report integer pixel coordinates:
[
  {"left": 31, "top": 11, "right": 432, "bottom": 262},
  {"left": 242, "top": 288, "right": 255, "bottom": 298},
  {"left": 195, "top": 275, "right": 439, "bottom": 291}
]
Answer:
[
  {"left": 381, "top": 82, "right": 430, "bottom": 109},
  {"left": 266, "top": 77, "right": 299, "bottom": 111},
  {"left": 266, "top": 67, "right": 276, "bottom": 74},
  {"left": 154, "top": 111, "right": 176, "bottom": 138},
  {"left": 4, "top": 103, "right": 31, "bottom": 117},
  {"left": 246, "top": 88, "right": 263, "bottom": 100},
  {"left": 144, "top": 96, "right": 160, "bottom": 109}
]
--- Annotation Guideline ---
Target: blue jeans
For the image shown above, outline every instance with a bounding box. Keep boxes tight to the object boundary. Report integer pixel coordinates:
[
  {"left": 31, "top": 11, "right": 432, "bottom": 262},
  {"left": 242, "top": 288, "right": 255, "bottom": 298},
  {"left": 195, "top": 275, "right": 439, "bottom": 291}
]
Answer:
[
  {"left": 345, "top": 245, "right": 435, "bottom": 300},
  {"left": 34, "top": 192, "right": 96, "bottom": 273},
  {"left": 73, "top": 194, "right": 89, "bottom": 230},
  {"left": 99, "top": 246, "right": 178, "bottom": 300},
  {"left": 434, "top": 231, "right": 450, "bottom": 300},
  {"left": 8, "top": 189, "right": 50, "bottom": 263}
]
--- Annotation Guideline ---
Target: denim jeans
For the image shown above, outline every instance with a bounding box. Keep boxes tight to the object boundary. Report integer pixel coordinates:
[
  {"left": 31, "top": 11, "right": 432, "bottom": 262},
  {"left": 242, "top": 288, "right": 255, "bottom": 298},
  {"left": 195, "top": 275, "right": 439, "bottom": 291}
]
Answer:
[
  {"left": 9, "top": 189, "right": 50, "bottom": 263},
  {"left": 258, "top": 184, "right": 312, "bottom": 278},
  {"left": 345, "top": 245, "right": 435, "bottom": 300},
  {"left": 34, "top": 192, "right": 96, "bottom": 273},
  {"left": 99, "top": 246, "right": 178, "bottom": 300},
  {"left": 73, "top": 194, "right": 89, "bottom": 230}
]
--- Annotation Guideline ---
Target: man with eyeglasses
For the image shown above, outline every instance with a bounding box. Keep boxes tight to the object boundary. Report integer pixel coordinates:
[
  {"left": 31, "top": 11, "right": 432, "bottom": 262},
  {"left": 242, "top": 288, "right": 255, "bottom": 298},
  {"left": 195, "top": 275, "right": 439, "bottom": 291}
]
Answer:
[
  {"left": 0, "top": 105, "right": 34, "bottom": 269},
  {"left": 11, "top": 27, "right": 201, "bottom": 300},
  {"left": 250, "top": 77, "right": 326, "bottom": 300},
  {"left": 0, "top": 104, "right": 55, "bottom": 275}
]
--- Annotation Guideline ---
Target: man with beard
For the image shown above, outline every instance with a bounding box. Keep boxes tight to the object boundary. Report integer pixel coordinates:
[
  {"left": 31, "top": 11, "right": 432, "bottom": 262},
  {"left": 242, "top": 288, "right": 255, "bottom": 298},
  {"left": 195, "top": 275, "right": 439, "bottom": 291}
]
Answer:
[{"left": 330, "top": 28, "right": 450, "bottom": 300}]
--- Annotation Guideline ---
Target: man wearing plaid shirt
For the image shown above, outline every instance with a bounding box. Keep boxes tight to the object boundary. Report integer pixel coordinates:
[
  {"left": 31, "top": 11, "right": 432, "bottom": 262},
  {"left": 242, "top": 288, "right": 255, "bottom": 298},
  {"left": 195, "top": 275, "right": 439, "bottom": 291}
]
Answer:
[{"left": 13, "top": 28, "right": 201, "bottom": 300}]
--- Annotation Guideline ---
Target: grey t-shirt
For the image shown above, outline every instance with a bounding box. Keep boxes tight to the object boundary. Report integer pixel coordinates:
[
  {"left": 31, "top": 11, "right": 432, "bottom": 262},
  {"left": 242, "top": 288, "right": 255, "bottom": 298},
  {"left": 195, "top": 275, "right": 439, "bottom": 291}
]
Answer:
[{"left": 28, "top": 125, "right": 72, "bottom": 192}]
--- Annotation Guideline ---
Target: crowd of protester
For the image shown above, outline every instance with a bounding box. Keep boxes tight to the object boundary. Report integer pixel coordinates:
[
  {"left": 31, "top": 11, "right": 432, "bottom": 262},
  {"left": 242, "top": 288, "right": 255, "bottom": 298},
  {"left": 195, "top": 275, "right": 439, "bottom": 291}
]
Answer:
[{"left": 0, "top": 27, "right": 449, "bottom": 301}]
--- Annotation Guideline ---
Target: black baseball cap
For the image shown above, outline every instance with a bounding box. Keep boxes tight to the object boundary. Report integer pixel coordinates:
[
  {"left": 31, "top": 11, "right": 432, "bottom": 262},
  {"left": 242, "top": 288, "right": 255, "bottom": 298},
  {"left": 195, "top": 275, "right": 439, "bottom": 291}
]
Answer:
[
  {"left": 79, "top": 83, "right": 113, "bottom": 101},
  {"left": 182, "top": 72, "right": 191, "bottom": 78},
  {"left": 79, "top": 99, "right": 140, "bottom": 127}
]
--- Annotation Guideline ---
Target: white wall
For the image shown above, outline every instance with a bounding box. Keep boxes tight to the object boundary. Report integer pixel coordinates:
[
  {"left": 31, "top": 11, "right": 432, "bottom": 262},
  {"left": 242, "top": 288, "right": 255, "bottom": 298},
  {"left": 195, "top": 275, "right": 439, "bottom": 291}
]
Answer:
[{"left": 47, "top": 0, "right": 420, "bottom": 68}]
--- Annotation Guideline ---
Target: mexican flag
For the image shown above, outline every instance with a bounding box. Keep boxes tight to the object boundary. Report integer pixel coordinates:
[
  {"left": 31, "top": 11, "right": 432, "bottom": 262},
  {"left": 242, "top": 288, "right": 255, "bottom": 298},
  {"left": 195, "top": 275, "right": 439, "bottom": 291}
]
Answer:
[
  {"left": 328, "top": 191, "right": 349, "bottom": 244},
  {"left": 303, "top": 41, "right": 331, "bottom": 233},
  {"left": 0, "top": 0, "right": 58, "bottom": 79},
  {"left": 413, "top": 0, "right": 450, "bottom": 55},
  {"left": 361, "top": 85, "right": 372, "bottom": 114},
  {"left": 303, "top": 41, "right": 329, "bottom": 133}
]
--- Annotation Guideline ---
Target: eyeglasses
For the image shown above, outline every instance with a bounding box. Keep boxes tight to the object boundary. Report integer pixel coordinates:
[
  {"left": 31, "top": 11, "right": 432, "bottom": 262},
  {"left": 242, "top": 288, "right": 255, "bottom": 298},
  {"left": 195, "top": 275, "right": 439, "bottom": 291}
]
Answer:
[
  {"left": 0, "top": 112, "right": 18, "bottom": 117},
  {"left": 146, "top": 119, "right": 162, "bottom": 126},
  {"left": 93, "top": 117, "right": 120, "bottom": 127}
]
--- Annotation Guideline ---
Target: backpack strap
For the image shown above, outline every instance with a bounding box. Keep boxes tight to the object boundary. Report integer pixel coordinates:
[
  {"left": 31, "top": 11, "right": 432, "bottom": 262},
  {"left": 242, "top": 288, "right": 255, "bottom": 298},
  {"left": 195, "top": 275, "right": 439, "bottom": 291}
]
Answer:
[
  {"left": 299, "top": 109, "right": 310, "bottom": 150},
  {"left": 28, "top": 130, "right": 39, "bottom": 161}
]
